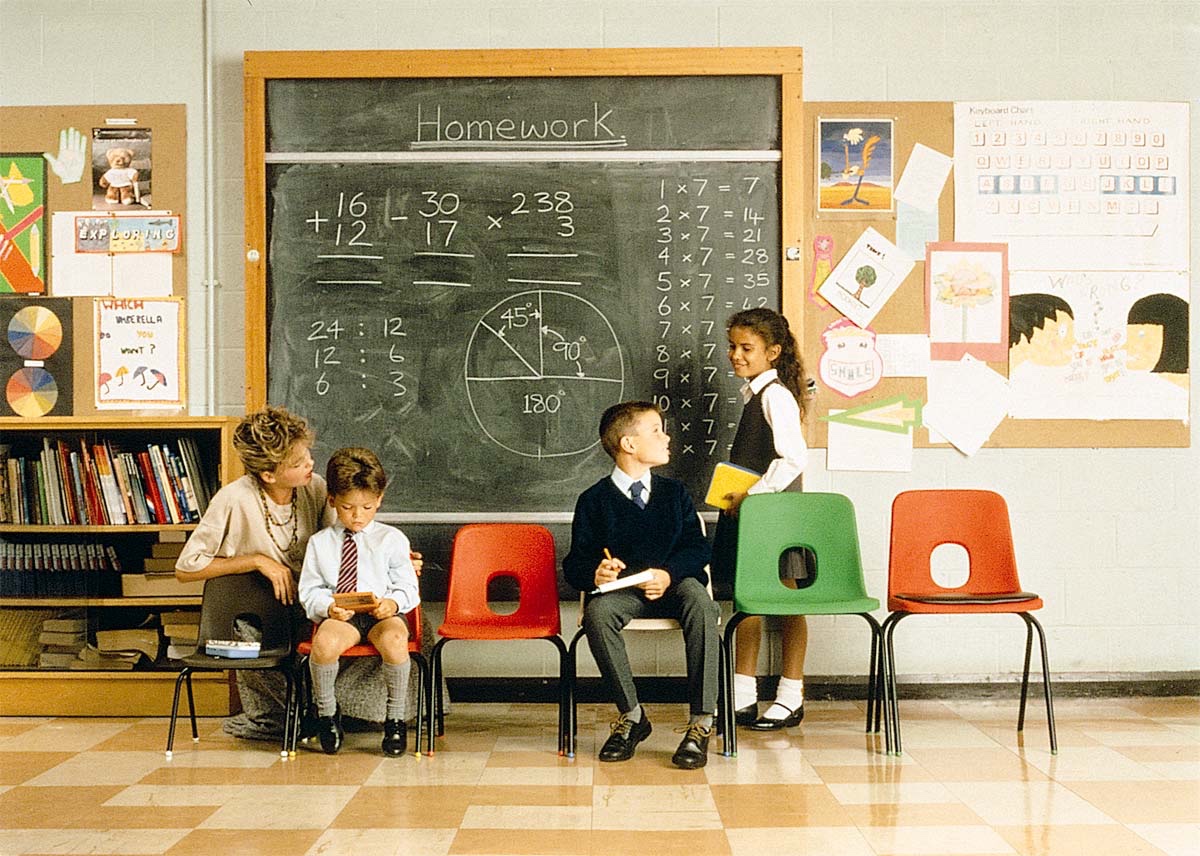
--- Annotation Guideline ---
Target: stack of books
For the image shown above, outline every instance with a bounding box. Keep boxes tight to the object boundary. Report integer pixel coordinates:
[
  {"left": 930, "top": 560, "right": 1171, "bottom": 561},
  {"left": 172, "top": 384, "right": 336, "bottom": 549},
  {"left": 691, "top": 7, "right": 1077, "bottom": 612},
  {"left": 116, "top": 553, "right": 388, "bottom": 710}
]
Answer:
[
  {"left": 0, "top": 542, "right": 122, "bottom": 597},
  {"left": 120, "top": 538, "right": 202, "bottom": 596},
  {"left": 0, "top": 437, "right": 215, "bottom": 527},
  {"left": 161, "top": 609, "right": 200, "bottom": 659},
  {"left": 95, "top": 624, "right": 162, "bottom": 663},
  {"left": 37, "top": 612, "right": 87, "bottom": 668}
]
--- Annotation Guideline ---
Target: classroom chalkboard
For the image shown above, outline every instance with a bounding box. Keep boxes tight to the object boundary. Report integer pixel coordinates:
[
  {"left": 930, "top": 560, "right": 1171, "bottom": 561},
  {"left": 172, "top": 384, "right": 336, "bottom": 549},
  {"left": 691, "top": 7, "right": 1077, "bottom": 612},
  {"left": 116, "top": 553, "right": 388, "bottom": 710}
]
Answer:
[{"left": 245, "top": 49, "right": 807, "bottom": 514}]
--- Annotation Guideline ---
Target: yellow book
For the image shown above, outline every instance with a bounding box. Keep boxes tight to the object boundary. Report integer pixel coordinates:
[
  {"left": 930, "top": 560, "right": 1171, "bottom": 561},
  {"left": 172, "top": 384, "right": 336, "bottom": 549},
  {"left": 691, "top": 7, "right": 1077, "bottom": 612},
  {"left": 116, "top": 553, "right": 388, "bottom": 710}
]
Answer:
[{"left": 704, "top": 462, "right": 761, "bottom": 510}]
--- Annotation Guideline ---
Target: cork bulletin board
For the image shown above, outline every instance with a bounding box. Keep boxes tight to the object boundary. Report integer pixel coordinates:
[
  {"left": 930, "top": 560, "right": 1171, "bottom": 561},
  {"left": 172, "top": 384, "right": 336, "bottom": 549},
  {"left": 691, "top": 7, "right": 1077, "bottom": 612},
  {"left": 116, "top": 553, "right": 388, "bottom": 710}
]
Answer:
[{"left": 0, "top": 104, "right": 187, "bottom": 418}]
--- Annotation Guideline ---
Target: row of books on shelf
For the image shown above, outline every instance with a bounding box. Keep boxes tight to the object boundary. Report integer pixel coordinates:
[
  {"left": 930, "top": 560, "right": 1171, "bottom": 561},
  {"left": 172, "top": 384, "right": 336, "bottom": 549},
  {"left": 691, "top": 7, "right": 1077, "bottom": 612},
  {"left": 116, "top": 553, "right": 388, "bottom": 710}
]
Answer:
[{"left": 0, "top": 436, "right": 215, "bottom": 527}]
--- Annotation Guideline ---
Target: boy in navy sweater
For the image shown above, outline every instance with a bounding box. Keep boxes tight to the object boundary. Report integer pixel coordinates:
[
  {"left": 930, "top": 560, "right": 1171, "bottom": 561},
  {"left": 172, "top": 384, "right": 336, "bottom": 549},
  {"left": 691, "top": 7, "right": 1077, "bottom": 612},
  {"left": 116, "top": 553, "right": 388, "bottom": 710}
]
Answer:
[{"left": 563, "top": 401, "right": 719, "bottom": 769}]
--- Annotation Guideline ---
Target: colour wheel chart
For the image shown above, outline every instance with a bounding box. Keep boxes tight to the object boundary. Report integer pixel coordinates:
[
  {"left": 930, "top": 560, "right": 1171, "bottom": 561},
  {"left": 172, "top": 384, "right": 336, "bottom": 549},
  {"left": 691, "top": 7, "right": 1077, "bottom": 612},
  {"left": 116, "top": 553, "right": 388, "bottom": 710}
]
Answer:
[
  {"left": 0, "top": 297, "right": 74, "bottom": 417},
  {"left": 465, "top": 290, "right": 625, "bottom": 459}
]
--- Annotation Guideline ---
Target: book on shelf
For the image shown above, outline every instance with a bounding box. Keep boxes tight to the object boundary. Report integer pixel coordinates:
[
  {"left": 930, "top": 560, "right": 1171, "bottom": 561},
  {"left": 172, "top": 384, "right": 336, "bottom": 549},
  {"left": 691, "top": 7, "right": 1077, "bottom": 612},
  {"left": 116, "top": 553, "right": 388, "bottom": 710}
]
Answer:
[
  {"left": 161, "top": 610, "right": 200, "bottom": 641},
  {"left": 120, "top": 573, "right": 204, "bottom": 597},
  {"left": 151, "top": 540, "right": 186, "bottom": 559},
  {"left": 43, "top": 613, "right": 87, "bottom": 633},
  {"left": 78, "top": 440, "right": 108, "bottom": 525},
  {"left": 137, "top": 450, "right": 168, "bottom": 524},
  {"left": 38, "top": 630, "right": 86, "bottom": 647},
  {"left": 39, "top": 650, "right": 81, "bottom": 668},
  {"left": 142, "top": 556, "right": 181, "bottom": 573},
  {"left": 91, "top": 442, "right": 128, "bottom": 525},
  {"left": 0, "top": 443, "right": 9, "bottom": 523},
  {"left": 73, "top": 644, "right": 139, "bottom": 669},
  {"left": 95, "top": 627, "right": 161, "bottom": 661},
  {"left": 158, "top": 529, "right": 188, "bottom": 543},
  {"left": 106, "top": 441, "right": 137, "bottom": 524}
]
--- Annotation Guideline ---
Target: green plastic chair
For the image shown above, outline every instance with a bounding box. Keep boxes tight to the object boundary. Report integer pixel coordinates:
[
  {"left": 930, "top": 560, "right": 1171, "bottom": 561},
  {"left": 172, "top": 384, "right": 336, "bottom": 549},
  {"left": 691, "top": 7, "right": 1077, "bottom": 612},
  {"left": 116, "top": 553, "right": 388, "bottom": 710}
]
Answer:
[{"left": 719, "top": 492, "right": 884, "bottom": 756}]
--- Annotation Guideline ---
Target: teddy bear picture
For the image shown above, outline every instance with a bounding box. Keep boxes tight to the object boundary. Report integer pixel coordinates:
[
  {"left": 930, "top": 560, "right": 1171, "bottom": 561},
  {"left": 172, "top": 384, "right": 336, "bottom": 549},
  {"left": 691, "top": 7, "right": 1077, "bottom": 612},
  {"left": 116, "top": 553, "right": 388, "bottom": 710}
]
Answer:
[
  {"left": 99, "top": 147, "right": 138, "bottom": 205},
  {"left": 91, "top": 127, "right": 152, "bottom": 210}
]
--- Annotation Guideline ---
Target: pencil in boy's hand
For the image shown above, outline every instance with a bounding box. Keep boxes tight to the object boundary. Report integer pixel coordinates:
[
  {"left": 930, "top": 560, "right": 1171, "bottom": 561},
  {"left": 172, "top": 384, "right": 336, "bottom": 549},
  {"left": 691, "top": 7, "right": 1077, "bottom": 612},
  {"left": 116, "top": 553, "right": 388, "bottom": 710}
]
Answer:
[{"left": 603, "top": 548, "right": 614, "bottom": 561}]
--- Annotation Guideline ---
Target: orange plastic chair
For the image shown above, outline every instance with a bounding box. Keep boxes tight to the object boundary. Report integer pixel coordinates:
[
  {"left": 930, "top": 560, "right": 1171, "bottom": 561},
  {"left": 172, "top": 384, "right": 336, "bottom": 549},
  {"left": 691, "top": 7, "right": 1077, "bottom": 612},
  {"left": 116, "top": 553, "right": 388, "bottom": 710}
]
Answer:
[
  {"left": 288, "top": 606, "right": 427, "bottom": 756},
  {"left": 428, "top": 524, "right": 569, "bottom": 755},
  {"left": 883, "top": 490, "right": 1056, "bottom": 756}
]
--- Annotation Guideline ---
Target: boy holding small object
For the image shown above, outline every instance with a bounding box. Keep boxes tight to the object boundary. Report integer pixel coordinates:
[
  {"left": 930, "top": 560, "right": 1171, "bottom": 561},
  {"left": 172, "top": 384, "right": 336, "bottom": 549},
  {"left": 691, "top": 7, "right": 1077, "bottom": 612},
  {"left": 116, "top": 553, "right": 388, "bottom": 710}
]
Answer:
[
  {"left": 563, "top": 401, "right": 719, "bottom": 769},
  {"left": 299, "top": 447, "right": 419, "bottom": 756}
]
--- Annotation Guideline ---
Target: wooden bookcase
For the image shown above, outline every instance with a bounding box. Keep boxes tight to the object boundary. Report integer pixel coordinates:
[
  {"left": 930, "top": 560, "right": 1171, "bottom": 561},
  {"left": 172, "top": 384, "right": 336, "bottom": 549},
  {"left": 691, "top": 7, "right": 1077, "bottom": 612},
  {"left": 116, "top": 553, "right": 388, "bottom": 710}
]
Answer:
[{"left": 0, "top": 416, "right": 241, "bottom": 715}]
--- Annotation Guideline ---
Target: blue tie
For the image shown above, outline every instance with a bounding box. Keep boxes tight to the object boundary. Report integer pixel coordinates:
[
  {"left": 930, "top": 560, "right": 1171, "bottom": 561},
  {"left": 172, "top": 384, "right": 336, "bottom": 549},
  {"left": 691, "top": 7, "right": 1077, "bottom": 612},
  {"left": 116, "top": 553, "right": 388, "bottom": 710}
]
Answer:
[{"left": 630, "top": 481, "right": 646, "bottom": 510}]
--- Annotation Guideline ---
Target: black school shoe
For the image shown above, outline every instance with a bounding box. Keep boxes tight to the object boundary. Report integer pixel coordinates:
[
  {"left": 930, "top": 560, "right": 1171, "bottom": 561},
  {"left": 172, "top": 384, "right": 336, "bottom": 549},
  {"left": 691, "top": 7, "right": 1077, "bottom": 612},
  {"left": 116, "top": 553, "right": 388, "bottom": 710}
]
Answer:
[
  {"left": 317, "top": 710, "right": 344, "bottom": 754},
  {"left": 598, "top": 713, "right": 652, "bottom": 762},
  {"left": 671, "top": 722, "right": 713, "bottom": 769},
  {"left": 748, "top": 702, "right": 804, "bottom": 730},
  {"left": 734, "top": 703, "right": 758, "bottom": 726},
  {"left": 382, "top": 718, "right": 407, "bottom": 756}
]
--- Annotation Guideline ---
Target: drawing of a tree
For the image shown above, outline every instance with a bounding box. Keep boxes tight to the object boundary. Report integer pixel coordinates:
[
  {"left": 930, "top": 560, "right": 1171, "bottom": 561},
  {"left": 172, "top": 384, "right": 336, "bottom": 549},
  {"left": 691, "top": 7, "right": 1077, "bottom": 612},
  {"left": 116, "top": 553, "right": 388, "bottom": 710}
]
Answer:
[
  {"left": 935, "top": 256, "right": 996, "bottom": 340},
  {"left": 853, "top": 265, "right": 877, "bottom": 303}
]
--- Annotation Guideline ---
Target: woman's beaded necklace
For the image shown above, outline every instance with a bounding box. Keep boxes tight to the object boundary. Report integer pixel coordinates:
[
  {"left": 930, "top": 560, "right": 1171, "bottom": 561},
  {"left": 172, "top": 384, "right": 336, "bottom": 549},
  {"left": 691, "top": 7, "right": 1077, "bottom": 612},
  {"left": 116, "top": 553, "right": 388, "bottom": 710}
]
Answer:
[{"left": 258, "top": 483, "right": 299, "bottom": 558}]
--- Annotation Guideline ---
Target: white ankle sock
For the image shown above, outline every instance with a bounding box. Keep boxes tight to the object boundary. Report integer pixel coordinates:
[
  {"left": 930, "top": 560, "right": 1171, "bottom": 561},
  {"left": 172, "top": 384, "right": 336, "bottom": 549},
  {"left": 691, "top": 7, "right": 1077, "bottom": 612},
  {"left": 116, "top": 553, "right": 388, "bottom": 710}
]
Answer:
[
  {"left": 734, "top": 674, "right": 757, "bottom": 710},
  {"left": 763, "top": 677, "right": 804, "bottom": 720}
]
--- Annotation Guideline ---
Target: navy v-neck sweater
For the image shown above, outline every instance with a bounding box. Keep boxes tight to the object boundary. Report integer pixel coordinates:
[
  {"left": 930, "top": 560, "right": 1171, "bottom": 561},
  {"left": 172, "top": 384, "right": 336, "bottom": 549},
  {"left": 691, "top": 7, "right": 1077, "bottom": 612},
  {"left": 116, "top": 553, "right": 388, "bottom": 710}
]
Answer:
[{"left": 562, "top": 473, "right": 710, "bottom": 593}]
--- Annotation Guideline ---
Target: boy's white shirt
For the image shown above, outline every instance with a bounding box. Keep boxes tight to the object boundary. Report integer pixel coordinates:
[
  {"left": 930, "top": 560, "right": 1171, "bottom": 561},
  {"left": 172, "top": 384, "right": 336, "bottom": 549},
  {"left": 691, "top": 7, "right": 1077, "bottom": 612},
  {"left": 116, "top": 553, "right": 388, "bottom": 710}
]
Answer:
[
  {"left": 741, "top": 368, "right": 809, "bottom": 494},
  {"left": 298, "top": 519, "right": 420, "bottom": 620},
  {"left": 610, "top": 465, "right": 651, "bottom": 503}
]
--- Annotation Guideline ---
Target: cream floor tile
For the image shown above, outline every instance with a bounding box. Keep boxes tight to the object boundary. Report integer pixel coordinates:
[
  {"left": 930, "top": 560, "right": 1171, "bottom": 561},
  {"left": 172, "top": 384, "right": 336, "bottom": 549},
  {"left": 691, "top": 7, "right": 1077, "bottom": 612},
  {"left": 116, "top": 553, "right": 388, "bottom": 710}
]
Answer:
[
  {"left": 197, "top": 784, "right": 359, "bottom": 830},
  {"left": 306, "top": 827, "right": 457, "bottom": 855},
  {"left": 158, "top": 748, "right": 282, "bottom": 768},
  {"left": 490, "top": 735, "right": 565, "bottom": 753},
  {"left": 800, "top": 748, "right": 917, "bottom": 767},
  {"left": 701, "top": 747, "right": 822, "bottom": 784},
  {"left": 890, "top": 720, "right": 1004, "bottom": 749},
  {"left": 814, "top": 764, "right": 938, "bottom": 784},
  {"left": 1081, "top": 727, "right": 1198, "bottom": 747},
  {"left": 1065, "top": 781, "right": 1200, "bottom": 824},
  {"left": 459, "top": 804, "right": 592, "bottom": 830},
  {"left": 711, "top": 783, "right": 856, "bottom": 827},
  {"left": 842, "top": 803, "right": 991, "bottom": 827},
  {"left": 25, "top": 751, "right": 169, "bottom": 786},
  {"left": 827, "top": 780, "right": 961, "bottom": 805},
  {"left": 725, "top": 826, "right": 877, "bottom": 855},
  {"left": 1140, "top": 761, "right": 1200, "bottom": 781},
  {"left": 995, "top": 823, "right": 1171, "bottom": 855},
  {"left": 903, "top": 747, "right": 1047, "bottom": 783},
  {"left": 164, "top": 828, "right": 323, "bottom": 855},
  {"left": 364, "top": 751, "right": 490, "bottom": 786},
  {"left": 592, "top": 784, "right": 723, "bottom": 830},
  {"left": 104, "top": 784, "right": 243, "bottom": 806},
  {"left": 0, "top": 827, "right": 190, "bottom": 855},
  {"left": 1128, "top": 823, "right": 1200, "bottom": 856},
  {"left": 476, "top": 765, "right": 593, "bottom": 786},
  {"left": 944, "top": 780, "right": 1116, "bottom": 825},
  {"left": 1021, "top": 746, "right": 1162, "bottom": 781},
  {"left": 0, "top": 721, "right": 134, "bottom": 752},
  {"left": 857, "top": 823, "right": 1017, "bottom": 854},
  {"left": 1117, "top": 744, "right": 1200, "bottom": 763}
]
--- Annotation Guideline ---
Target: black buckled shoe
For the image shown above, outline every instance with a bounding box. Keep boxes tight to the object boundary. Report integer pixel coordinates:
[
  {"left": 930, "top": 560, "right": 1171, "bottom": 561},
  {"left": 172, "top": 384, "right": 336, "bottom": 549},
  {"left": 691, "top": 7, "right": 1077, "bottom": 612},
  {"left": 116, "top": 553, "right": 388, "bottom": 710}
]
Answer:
[
  {"left": 671, "top": 722, "right": 713, "bottom": 769},
  {"left": 748, "top": 702, "right": 804, "bottom": 731},
  {"left": 382, "top": 718, "right": 407, "bottom": 756},
  {"left": 317, "top": 710, "right": 344, "bottom": 754},
  {"left": 734, "top": 703, "right": 758, "bottom": 726},
  {"left": 598, "top": 713, "right": 652, "bottom": 762}
]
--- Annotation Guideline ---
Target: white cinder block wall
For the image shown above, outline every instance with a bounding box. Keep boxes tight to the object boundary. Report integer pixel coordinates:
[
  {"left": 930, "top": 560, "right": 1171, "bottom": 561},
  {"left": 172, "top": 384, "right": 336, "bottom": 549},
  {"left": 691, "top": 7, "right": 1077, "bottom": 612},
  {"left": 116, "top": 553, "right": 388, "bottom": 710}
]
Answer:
[{"left": 3, "top": 0, "right": 1197, "bottom": 683}]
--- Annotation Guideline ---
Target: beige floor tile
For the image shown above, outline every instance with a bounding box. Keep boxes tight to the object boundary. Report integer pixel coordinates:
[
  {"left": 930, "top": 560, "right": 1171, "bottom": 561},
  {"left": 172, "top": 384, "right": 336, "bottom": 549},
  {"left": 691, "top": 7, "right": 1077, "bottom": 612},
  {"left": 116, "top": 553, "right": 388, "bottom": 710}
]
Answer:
[
  {"left": 701, "top": 746, "right": 822, "bottom": 784},
  {"left": 1081, "top": 727, "right": 1198, "bottom": 747},
  {"left": 0, "top": 827, "right": 190, "bottom": 855},
  {"left": 591, "top": 754, "right": 714, "bottom": 786},
  {"left": 450, "top": 828, "right": 733, "bottom": 855},
  {"left": 166, "top": 828, "right": 323, "bottom": 855},
  {"left": 0, "top": 721, "right": 135, "bottom": 752},
  {"left": 486, "top": 751, "right": 587, "bottom": 768},
  {"left": 711, "top": 783, "right": 856, "bottom": 827},
  {"left": 592, "top": 784, "right": 722, "bottom": 830},
  {"left": 814, "top": 763, "right": 937, "bottom": 784},
  {"left": 1118, "top": 744, "right": 1200, "bottom": 763},
  {"left": 0, "top": 785, "right": 217, "bottom": 829},
  {"left": 800, "top": 747, "right": 914, "bottom": 766},
  {"left": 1020, "top": 745, "right": 1161, "bottom": 781},
  {"left": 24, "top": 751, "right": 171, "bottom": 787},
  {"left": 468, "top": 785, "right": 594, "bottom": 806},
  {"left": 1128, "top": 823, "right": 1200, "bottom": 856},
  {"left": 477, "top": 765, "right": 592, "bottom": 786},
  {"left": 306, "top": 827, "right": 456, "bottom": 856},
  {"left": 903, "top": 747, "right": 1048, "bottom": 782},
  {"left": 364, "top": 751, "right": 490, "bottom": 786},
  {"left": 448, "top": 827, "right": 591, "bottom": 855},
  {"left": 828, "top": 780, "right": 962, "bottom": 805},
  {"left": 860, "top": 823, "right": 1017, "bottom": 853},
  {"left": 460, "top": 804, "right": 592, "bottom": 830},
  {"left": 1066, "top": 781, "right": 1200, "bottom": 824},
  {"left": 842, "top": 803, "right": 990, "bottom": 827},
  {"left": 1122, "top": 698, "right": 1200, "bottom": 719},
  {"left": 332, "top": 785, "right": 473, "bottom": 828},
  {"left": 197, "top": 784, "right": 359, "bottom": 830},
  {"left": 103, "top": 784, "right": 242, "bottom": 806},
  {"left": 945, "top": 780, "right": 1116, "bottom": 825},
  {"left": 995, "top": 823, "right": 1170, "bottom": 855},
  {"left": 726, "top": 826, "right": 876, "bottom": 855}
]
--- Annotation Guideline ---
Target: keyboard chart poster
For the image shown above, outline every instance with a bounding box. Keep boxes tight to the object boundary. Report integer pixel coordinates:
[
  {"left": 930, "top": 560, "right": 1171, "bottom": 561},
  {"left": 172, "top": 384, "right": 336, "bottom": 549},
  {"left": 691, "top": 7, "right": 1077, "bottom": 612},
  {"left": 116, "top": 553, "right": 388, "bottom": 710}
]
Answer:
[{"left": 0, "top": 297, "right": 74, "bottom": 417}]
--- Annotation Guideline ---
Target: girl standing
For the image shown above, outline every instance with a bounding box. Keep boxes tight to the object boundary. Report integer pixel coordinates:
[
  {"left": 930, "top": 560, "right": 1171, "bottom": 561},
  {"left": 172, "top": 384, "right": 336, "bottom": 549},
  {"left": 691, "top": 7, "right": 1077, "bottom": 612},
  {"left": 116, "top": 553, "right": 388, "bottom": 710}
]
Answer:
[{"left": 711, "top": 308, "right": 811, "bottom": 730}]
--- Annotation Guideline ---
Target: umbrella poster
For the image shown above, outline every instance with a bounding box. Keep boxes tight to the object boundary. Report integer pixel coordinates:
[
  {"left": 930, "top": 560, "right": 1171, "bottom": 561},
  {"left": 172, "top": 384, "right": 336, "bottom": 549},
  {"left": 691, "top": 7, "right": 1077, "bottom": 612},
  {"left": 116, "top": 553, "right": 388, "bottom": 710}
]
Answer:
[{"left": 94, "top": 297, "right": 184, "bottom": 409}]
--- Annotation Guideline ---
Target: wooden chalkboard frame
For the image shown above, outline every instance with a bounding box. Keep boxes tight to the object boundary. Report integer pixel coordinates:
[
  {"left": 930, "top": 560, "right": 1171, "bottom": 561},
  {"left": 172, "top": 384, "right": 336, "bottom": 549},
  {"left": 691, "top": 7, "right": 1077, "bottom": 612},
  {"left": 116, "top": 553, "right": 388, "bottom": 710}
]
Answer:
[
  {"left": 802, "top": 102, "right": 1188, "bottom": 448},
  {"left": 242, "top": 48, "right": 806, "bottom": 415}
]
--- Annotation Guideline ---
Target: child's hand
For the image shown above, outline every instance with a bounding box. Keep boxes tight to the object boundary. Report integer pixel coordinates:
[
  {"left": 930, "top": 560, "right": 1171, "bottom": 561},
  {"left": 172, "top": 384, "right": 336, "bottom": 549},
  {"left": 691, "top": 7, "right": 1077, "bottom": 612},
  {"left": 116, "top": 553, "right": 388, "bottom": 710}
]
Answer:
[
  {"left": 594, "top": 555, "right": 625, "bottom": 588},
  {"left": 327, "top": 605, "right": 354, "bottom": 621},
  {"left": 410, "top": 551, "right": 423, "bottom": 576},
  {"left": 371, "top": 598, "right": 398, "bottom": 619},
  {"left": 723, "top": 491, "right": 749, "bottom": 517},
  {"left": 638, "top": 568, "right": 671, "bottom": 600}
]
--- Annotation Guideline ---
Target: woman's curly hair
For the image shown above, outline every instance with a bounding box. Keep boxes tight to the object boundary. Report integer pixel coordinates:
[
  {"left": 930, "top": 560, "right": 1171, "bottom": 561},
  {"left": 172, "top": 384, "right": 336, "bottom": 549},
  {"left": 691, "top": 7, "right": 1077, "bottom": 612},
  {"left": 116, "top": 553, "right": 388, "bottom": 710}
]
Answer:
[{"left": 232, "top": 405, "right": 314, "bottom": 478}]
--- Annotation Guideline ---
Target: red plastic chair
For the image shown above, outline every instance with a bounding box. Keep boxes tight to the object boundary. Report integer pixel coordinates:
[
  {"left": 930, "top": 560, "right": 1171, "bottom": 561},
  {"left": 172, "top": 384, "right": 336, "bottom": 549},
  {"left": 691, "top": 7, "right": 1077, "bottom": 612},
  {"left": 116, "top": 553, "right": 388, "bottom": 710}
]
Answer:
[
  {"left": 288, "top": 605, "right": 427, "bottom": 756},
  {"left": 427, "top": 524, "right": 569, "bottom": 755},
  {"left": 882, "top": 490, "right": 1056, "bottom": 756}
]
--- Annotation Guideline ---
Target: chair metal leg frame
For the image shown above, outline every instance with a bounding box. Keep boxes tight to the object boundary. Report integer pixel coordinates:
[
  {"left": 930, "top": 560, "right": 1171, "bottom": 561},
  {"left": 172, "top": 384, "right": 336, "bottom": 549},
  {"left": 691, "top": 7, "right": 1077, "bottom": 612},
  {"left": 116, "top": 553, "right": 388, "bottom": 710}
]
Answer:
[
  {"left": 859, "top": 613, "right": 884, "bottom": 736},
  {"left": 565, "top": 628, "right": 586, "bottom": 759},
  {"left": 168, "top": 665, "right": 295, "bottom": 759},
  {"left": 427, "top": 636, "right": 571, "bottom": 757},
  {"left": 719, "top": 612, "right": 750, "bottom": 757},
  {"left": 882, "top": 611, "right": 1058, "bottom": 757}
]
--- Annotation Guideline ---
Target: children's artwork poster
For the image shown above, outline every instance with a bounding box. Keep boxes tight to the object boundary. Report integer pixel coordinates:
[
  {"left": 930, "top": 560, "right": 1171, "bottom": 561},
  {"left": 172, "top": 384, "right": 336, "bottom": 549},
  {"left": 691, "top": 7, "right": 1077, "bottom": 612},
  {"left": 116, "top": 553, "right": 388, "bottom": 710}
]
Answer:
[
  {"left": 817, "top": 318, "right": 884, "bottom": 398},
  {"left": 817, "top": 227, "right": 914, "bottom": 329},
  {"left": 926, "top": 242, "right": 1009, "bottom": 362},
  {"left": 817, "top": 118, "right": 894, "bottom": 213},
  {"left": 0, "top": 154, "right": 47, "bottom": 294},
  {"left": 953, "top": 101, "right": 1189, "bottom": 273},
  {"left": 0, "top": 297, "right": 74, "bottom": 417},
  {"left": 94, "top": 297, "right": 183, "bottom": 409},
  {"left": 51, "top": 212, "right": 174, "bottom": 298},
  {"left": 91, "top": 128, "right": 153, "bottom": 211},
  {"left": 1007, "top": 270, "right": 1188, "bottom": 421}
]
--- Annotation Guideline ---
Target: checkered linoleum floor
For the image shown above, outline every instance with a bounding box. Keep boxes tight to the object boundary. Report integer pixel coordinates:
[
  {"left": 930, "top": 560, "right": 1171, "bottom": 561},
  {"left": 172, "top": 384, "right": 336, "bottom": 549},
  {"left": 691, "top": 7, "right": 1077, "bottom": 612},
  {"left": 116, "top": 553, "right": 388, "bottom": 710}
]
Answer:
[{"left": 0, "top": 696, "right": 1197, "bottom": 855}]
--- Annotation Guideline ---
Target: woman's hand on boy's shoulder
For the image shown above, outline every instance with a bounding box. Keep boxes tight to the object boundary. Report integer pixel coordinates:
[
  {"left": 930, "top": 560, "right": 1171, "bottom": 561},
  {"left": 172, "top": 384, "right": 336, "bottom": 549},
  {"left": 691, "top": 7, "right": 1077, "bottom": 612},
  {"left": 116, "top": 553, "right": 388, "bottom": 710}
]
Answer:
[{"left": 410, "top": 551, "right": 423, "bottom": 576}]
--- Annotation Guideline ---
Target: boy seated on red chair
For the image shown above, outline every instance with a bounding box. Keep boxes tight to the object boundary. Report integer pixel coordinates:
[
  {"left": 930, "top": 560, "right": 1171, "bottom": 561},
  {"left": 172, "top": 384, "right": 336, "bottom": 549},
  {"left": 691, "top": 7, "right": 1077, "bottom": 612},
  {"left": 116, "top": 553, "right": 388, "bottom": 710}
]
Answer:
[
  {"left": 563, "top": 401, "right": 720, "bottom": 769},
  {"left": 299, "top": 447, "right": 419, "bottom": 756}
]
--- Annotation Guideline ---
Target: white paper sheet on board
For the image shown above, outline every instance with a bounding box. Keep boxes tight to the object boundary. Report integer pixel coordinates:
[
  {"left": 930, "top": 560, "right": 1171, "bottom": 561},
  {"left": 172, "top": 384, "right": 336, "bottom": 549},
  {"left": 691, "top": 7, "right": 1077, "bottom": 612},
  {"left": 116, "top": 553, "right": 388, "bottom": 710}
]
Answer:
[
  {"left": 894, "top": 143, "right": 953, "bottom": 211},
  {"left": 51, "top": 212, "right": 110, "bottom": 296},
  {"left": 826, "top": 411, "right": 914, "bottom": 472},
  {"left": 112, "top": 253, "right": 173, "bottom": 297},
  {"left": 876, "top": 333, "right": 931, "bottom": 377},
  {"left": 923, "top": 355, "right": 1010, "bottom": 455}
]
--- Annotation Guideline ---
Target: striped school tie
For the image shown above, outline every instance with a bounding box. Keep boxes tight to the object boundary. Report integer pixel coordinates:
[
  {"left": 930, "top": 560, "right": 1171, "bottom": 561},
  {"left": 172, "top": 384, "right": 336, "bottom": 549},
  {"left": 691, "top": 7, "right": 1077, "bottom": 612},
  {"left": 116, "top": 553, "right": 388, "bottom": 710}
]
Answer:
[{"left": 336, "top": 530, "right": 357, "bottom": 593}]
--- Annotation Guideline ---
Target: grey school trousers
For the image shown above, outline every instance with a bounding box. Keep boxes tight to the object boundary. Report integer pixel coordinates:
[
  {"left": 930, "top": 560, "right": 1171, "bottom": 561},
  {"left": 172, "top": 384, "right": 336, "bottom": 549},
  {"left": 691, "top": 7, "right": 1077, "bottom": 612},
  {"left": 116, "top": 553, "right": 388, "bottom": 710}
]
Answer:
[{"left": 581, "top": 576, "right": 720, "bottom": 716}]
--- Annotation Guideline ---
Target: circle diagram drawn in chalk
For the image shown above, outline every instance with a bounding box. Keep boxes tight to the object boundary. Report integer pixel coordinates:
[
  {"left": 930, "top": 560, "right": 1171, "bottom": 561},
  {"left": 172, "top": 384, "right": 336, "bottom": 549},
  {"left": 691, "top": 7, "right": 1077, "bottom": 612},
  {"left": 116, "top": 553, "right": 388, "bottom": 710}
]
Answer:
[{"left": 465, "top": 290, "right": 624, "bottom": 458}]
